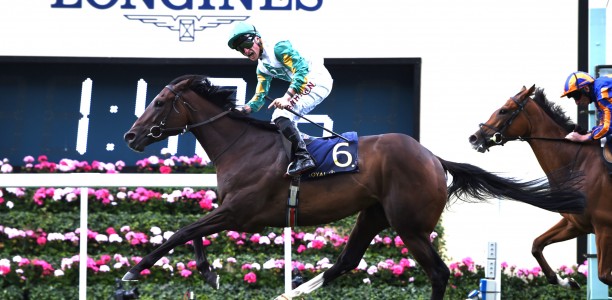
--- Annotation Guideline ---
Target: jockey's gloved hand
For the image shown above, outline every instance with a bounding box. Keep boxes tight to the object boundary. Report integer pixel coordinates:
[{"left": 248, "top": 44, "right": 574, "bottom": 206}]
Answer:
[{"left": 239, "top": 105, "right": 252, "bottom": 114}]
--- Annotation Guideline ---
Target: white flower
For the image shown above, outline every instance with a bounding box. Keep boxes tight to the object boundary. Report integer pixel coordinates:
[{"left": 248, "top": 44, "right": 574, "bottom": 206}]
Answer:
[
  {"left": 303, "top": 233, "right": 315, "bottom": 242},
  {"left": 150, "top": 226, "right": 162, "bottom": 235},
  {"left": 113, "top": 262, "right": 124, "bottom": 269},
  {"left": 11, "top": 256, "right": 22, "bottom": 263},
  {"left": 47, "top": 233, "right": 65, "bottom": 241},
  {"left": 367, "top": 266, "right": 378, "bottom": 275},
  {"left": 363, "top": 278, "right": 371, "bottom": 284},
  {"left": 99, "top": 265, "right": 110, "bottom": 272},
  {"left": 54, "top": 270, "right": 65, "bottom": 277},
  {"left": 357, "top": 259, "right": 368, "bottom": 270},
  {"left": 162, "top": 264, "right": 173, "bottom": 272},
  {"left": 250, "top": 263, "right": 261, "bottom": 270},
  {"left": 95, "top": 234, "right": 108, "bottom": 242},
  {"left": 6, "top": 201, "right": 14, "bottom": 209},
  {"left": 109, "top": 234, "right": 123, "bottom": 243},
  {"left": 116, "top": 192, "right": 127, "bottom": 199},
  {"left": 163, "top": 231, "right": 174, "bottom": 240},
  {"left": 274, "top": 236, "right": 284, "bottom": 245},
  {"left": 1, "top": 163, "right": 13, "bottom": 173},
  {"left": 212, "top": 258, "right": 223, "bottom": 269},
  {"left": 258, "top": 236, "right": 271, "bottom": 245},
  {"left": 61, "top": 258, "right": 74, "bottom": 270},
  {"left": 262, "top": 258, "right": 276, "bottom": 269},
  {"left": 148, "top": 156, "right": 159, "bottom": 165},
  {"left": 150, "top": 235, "right": 163, "bottom": 245},
  {"left": 163, "top": 158, "right": 175, "bottom": 166}
]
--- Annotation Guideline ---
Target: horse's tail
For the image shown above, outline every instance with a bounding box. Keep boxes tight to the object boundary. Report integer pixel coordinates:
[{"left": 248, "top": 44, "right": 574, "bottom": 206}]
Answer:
[{"left": 436, "top": 157, "right": 585, "bottom": 214}]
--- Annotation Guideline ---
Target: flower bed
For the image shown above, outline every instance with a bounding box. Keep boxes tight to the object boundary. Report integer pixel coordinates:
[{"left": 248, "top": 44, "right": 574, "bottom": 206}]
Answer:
[{"left": 0, "top": 155, "right": 597, "bottom": 299}]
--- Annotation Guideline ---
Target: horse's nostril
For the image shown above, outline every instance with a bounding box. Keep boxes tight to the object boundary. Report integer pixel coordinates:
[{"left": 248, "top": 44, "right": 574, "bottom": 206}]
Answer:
[
  {"left": 124, "top": 132, "right": 135, "bottom": 142},
  {"left": 468, "top": 135, "right": 477, "bottom": 144}
]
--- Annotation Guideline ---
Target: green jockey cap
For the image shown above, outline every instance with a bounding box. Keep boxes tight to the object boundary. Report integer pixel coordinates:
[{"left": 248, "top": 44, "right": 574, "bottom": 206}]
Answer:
[{"left": 227, "top": 21, "right": 260, "bottom": 49}]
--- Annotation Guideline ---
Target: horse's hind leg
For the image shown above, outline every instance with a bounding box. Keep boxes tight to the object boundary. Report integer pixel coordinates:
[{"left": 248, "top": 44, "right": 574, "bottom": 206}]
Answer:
[
  {"left": 396, "top": 230, "right": 449, "bottom": 300},
  {"left": 531, "top": 218, "right": 583, "bottom": 289},
  {"left": 278, "top": 204, "right": 389, "bottom": 299},
  {"left": 193, "top": 237, "right": 220, "bottom": 289}
]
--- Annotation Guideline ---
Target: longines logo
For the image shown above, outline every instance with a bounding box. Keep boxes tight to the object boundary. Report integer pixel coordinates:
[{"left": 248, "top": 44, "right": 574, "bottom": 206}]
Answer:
[
  {"left": 50, "top": 0, "right": 323, "bottom": 42},
  {"left": 125, "top": 15, "right": 248, "bottom": 42}
]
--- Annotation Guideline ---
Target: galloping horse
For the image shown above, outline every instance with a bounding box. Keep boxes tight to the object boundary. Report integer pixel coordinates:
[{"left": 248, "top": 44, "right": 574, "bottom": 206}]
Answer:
[
  {"left": 123, "top": 75, "right": 585, "bottom": 300},
  {"left": 469, "top": 85, "right": 612, "bottom": 288}
]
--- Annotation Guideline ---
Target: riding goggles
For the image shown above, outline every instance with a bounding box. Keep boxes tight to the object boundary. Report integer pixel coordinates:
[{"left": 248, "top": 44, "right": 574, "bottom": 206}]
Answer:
[{"left": 233, "top": 34, "right": 256, "bottom": 52}]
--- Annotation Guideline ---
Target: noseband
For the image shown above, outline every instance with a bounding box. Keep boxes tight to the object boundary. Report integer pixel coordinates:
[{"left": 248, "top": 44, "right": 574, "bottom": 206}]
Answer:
[
  {"left": 478, "top": 96, "right": 527, "bottom": 145},
  {"left": 147, "top": 85, "right": 231, "bottom": 138}
]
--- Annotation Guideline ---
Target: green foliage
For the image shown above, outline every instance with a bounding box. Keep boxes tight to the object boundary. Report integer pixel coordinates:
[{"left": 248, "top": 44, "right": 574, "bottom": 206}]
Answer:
[{"left": 0, "top": 184, "right": 599, "bottom": 300}]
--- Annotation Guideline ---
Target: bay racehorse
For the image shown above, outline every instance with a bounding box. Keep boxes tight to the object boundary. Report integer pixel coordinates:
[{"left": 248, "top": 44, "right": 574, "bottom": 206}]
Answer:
[
  {"left": 469, "top": 85, "right": 612, "bottom": 288},
  {"left": 123, "top": 75, "right": 585, "bottom": 300}
]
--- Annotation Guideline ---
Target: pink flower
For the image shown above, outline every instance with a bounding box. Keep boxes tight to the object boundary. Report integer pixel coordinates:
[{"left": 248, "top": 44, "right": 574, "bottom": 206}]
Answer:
[
  {"left": 159, "top": 165, "right": 172, "bottom": 174},
  {"left": 310, "top": 239, "right": 325, "bottom": 250},
  {"left": 140, "top": 269, "right": 151, "bottom": 276},
  {"left": 249, "top": 234, "right": 261, "bottom": 244},
  {"left": 394, "top": 236, "right": 404, "bottom": 247},
  {"left": 244, "top": 271, "right": 257, "bottom": 284},
  {"left": 187, "top": 261, "right": 197, "bottom": 270},
  {"left": 401, "top": 248, "right": 409, "bottom": 255},
  {"left": 36, "top": 236, "right": 47, "bottom": 245},
  {"left": 297, "top": 245, "right": 306, "bottom": 253},
  {"left": 199, "top": 198, "right": 213, "bottom": 210},
  {"left": 391, "top": 264, "right": 404, "bottom": 276},
  {"left": 180, "top": 269, "right": 192, "bottom": 278},
  {"left": 0, "top": 265, "right": 10, "bottom": 276}
]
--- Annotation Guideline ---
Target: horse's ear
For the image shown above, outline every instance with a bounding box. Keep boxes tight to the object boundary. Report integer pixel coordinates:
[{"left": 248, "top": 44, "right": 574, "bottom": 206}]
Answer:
[
  {"left": 527, "top": 84, "right": 536, "bottom": 96},
  {"left": 521, "top": 86, "right": 527, "bottom": 92},
  {"left": 174, "top": 79, "right": 191, "bottom": 90}
]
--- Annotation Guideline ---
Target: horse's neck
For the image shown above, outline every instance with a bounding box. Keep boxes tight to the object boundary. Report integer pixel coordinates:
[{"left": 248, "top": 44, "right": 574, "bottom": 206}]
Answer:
[
  {"left": 191, "top": 117, "right": 282, "bottom": 170},
  {"left": 526, "top": 104, "right": 588, "bottom": 174}
]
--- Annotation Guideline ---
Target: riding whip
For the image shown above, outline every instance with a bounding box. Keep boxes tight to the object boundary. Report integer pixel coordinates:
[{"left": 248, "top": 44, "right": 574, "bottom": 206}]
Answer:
[{"left": 264, "top": 95, "right": 349, "bottom": 142}]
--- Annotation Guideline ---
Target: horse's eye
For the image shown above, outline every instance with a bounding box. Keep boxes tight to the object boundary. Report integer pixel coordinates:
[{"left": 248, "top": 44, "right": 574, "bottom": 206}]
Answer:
[
  {"left": 499, "top": 109, "right": 508, "bottom": 115},
  {"left": 154, "top": 100, "right": 164, "bottom": 107}
]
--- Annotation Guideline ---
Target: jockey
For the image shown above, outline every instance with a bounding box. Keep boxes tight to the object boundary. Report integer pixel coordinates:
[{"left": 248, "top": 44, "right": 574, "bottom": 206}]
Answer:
[
  {"left": 227, "top": 21, "right": 334, "bottom": 176},
  {"left": 561, "top": 71, "right": 612, "bottom": 146}
]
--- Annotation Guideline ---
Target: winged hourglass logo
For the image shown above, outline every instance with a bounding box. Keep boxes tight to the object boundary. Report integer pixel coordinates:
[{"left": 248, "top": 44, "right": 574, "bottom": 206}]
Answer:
[{"left": 125, "top": 15, "right": 249, "bottom": 42}]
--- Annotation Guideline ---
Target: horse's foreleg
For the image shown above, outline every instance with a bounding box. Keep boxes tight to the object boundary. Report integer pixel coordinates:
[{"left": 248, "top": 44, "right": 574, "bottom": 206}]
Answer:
[
  {"left": 276, "top": 204, "right": 389, "bottom": 300},
  {"left": 531, "top": 218, "right": 582, "bottom": 289},
  {"left": 193, "top": 237, "right": 220, "bottom": 289},
  {"left": 595, "top": 230, "right": 612, "bottom": 285},
  {"left": 122, "top": 209, "right": 230, "bottom": 281}
]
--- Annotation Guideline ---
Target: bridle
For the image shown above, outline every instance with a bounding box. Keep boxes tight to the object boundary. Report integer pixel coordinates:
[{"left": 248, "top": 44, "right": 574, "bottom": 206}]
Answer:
[
  {"left": 147, "top": 85, "right": 231, "bottom": 138},
  {"left": 478, "top": 95, "right": 571, "bottom": 149}
]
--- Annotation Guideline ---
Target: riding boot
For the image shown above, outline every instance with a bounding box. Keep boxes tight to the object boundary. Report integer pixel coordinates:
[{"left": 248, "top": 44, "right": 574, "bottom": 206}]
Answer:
[{"left": 275, "top": 117, "right": 316, "bottom": 176}]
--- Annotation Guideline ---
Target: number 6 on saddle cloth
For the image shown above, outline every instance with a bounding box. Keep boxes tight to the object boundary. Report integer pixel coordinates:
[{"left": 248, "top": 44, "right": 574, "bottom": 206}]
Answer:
[{"left": 284, "top": 131, "right": 359, "bottom": 179}]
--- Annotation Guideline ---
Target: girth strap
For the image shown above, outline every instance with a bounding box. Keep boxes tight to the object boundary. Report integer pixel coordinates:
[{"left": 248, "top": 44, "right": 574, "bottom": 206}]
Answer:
[{"left": 286, "top": 176, "right": 300, "bottom": 228}]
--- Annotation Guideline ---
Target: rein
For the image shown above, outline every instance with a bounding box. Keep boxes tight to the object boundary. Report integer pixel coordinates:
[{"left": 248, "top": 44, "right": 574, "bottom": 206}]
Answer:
[{"left": 147, "top": 85, "right": 231, "bottom": 138}]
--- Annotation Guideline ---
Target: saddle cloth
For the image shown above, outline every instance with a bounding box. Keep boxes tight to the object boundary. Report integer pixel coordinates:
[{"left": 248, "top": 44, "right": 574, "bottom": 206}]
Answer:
[{"left": 301, "top": 131, "right": 360, "bottom": 179}]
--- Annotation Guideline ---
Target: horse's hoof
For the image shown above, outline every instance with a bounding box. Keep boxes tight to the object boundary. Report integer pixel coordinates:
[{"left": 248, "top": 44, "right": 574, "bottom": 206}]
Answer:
[
  {"left": 122, "top": 271, "right": 139, "bottom": 282},
  {"left": 205, "top": 272, "right": 219, "bottom": 289},
  {"left": 568, "top": 278, "right": 581, "bottom": 290}
]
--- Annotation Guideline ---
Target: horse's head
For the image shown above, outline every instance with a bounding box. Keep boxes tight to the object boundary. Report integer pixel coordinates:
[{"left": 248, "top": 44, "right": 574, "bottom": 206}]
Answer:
[
  {"left": 468, "top": 85, "right": 536, "bottom": 153},
  {"left": 124, "top": 75, "right": 235, "bottom": 152}
]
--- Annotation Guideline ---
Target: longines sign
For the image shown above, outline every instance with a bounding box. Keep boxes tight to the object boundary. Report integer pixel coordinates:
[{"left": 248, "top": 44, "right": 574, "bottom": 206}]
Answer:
[
  {"left": 50, "top": 0, "right": 323, "bottom": 11},
  {"left": 0, "top": 0, "right": 331, "bottom": 58},
  {"left": 49, "top": 0, "right": 323, "bottom": 42}
]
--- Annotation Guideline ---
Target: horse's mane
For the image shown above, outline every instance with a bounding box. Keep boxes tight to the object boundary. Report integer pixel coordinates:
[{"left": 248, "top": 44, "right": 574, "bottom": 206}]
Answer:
[
  {"left": 532, "top": 88, "right": 588, "bottom": 135},
  {"left": 171, "top": 74, "right": 279, "bottom": 132}
]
